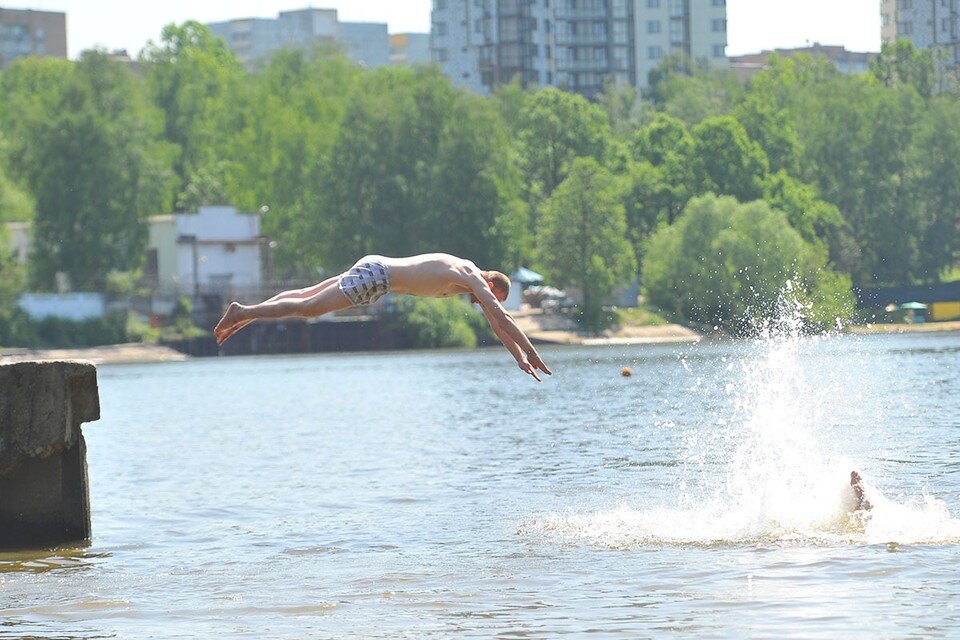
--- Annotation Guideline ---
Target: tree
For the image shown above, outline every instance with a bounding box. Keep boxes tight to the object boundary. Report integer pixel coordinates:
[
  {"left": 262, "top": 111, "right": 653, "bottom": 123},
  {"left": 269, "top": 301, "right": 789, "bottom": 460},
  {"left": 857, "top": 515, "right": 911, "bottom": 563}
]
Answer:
[
  {"left": 0, "top": 51, "right": 175, "bottom": 290},
  {"left": 0, "top": 144, "right": 34, "bottom": 222},
  {"left": 691, "top": 116, "right": 769, "bottom": 203},
  {"left": 647, "top": 53, "right": 741, "bottom": 124},
  {"left": 914, "top": 97, "right": 960, "bottom": 281},
  {"left": 428, "top": 94, "right": 526, "bottom": 269},
  {"left": 318, "top": 66, "right": 456, "bottom": 268},
  {"left": 629, "top": 113, "right": 696, "bottom": 224},
  {"left": 141, "top": 21, "right": 245, "bottom": 204},
  {"left": 537, "top": 158, "right": 636, "bottom": 329},
  {"left": 515, "top": 87, "right": 612, "bottom": 199},
  {"left": 870, "top": 39, "right": 936, "bottom": 98},
  {"left": 642, "top": 194, "right": 854, "bottom": 334},
  {"left": 0, "top": 230, "right": 30, "bottom": 346},
  {"left": 226, "top": 47, "right": 361, "bottom": 279}
]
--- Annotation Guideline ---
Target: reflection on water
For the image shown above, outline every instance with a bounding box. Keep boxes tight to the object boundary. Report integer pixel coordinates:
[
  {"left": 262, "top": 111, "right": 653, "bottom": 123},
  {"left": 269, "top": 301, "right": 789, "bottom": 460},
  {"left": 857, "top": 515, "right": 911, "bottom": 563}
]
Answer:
[
  {"left": 0, "top": 323, "right": 957, "bottom": 638},
  {"left": 0, "top": 544, "right": 108, "bottom": 574}
]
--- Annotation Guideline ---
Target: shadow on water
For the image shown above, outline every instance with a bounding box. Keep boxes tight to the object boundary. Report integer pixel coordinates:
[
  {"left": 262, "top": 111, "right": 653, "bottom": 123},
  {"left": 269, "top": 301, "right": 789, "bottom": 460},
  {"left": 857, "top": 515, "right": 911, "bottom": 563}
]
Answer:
[{"left": 0, "top": 543, "right": 110, "bottom": 574}]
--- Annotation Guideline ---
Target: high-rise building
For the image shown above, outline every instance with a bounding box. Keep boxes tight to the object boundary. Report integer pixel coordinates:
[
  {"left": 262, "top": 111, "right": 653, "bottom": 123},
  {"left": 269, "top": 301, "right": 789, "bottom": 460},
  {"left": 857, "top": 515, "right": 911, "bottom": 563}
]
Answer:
[
  {"left": 430, "top": 0, "right": 727, "bottom": 97},
  {"left": 0, "top": 7, "right": 66, "bottom": 69},
  {"left": 208, "top": 8, "right": 392, "bottom": 70},
  {"left": 881, "top": 0, "right": 960, "bottom": 68}
]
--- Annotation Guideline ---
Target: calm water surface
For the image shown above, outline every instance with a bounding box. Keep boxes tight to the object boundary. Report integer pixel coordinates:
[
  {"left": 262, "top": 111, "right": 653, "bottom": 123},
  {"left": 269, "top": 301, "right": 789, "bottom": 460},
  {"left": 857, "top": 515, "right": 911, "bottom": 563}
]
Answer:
[{"left": 1, "top": 328, "right": 959, "bottom": 638}]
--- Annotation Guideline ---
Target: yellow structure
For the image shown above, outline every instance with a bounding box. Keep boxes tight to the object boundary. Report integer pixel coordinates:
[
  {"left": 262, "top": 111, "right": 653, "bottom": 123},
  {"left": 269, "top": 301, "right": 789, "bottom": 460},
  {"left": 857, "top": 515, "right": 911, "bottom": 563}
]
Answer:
[{"left": 930, "top": 301, "right": 960, "bottom": 321}]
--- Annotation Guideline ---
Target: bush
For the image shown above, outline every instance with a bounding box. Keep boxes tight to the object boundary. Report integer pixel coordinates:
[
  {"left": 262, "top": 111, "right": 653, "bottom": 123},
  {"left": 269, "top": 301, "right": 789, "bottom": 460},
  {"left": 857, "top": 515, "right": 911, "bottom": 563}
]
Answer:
[
  {"left": 391, "top": 297, "right": 481, "bottom": 349},
  {"left": 29, "top": 312, "right": 131, "bottom": 348},
  {"left": 642, "top": 193, "right": 854, "bottom": 334}
]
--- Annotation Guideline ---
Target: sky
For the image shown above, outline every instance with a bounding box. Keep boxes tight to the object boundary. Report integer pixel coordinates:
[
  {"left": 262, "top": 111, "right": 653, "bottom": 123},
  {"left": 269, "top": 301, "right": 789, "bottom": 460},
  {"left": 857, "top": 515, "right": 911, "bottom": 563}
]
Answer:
[{"left": 10, "top": 0, "right": 881, "bottom": 60}]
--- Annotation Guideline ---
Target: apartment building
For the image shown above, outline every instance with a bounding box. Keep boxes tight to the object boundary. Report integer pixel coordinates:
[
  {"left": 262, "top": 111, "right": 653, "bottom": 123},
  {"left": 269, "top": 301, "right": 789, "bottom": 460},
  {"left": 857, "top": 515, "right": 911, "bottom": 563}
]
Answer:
[
  {"left": 208, "top": 8, "right": 391, "bottom": 70},
  {"left": 430, "top": 0, "right": 727, "bottom": 97},
  {"left": 0, "top": 7, "right": 66, "bottom": 69},
  {"left": 881, "top": 0, "right": 960, "bottom": 67}
]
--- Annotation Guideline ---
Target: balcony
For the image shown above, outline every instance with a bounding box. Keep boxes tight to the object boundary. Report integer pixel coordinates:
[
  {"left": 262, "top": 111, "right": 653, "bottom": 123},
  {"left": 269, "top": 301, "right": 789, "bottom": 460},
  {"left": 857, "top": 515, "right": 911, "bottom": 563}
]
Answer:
[
  {"left": 554, "top": 32, "right": 610, "bottom": 45},
  {"left": 556, "top": 58, "right": 611, "bottom": 72},
  {"left": 554, "top": 9, "right": 611, "bottom": 20}
]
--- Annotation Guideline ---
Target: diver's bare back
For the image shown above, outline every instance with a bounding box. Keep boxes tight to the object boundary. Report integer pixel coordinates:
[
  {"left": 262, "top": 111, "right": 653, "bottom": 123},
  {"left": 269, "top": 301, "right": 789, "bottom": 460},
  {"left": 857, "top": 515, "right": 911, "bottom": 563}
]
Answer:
[{"left": 381, "top": 253, "right": 480, "bottom": 298}]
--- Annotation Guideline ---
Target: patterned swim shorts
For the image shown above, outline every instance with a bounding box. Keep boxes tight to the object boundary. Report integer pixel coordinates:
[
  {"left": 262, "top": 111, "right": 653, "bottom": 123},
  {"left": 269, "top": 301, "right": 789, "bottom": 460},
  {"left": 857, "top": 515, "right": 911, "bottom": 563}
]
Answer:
[{"left": 337, "top": 257, "right": 391, "bottom": 306}]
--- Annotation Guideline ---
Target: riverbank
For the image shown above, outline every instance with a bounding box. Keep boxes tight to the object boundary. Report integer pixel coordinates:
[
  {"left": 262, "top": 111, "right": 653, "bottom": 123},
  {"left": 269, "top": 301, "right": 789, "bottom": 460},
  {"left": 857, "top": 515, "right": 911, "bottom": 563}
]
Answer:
[
  {"left": 0, "top": 343, "right": 190, "bottom": 366},
  {"left": 847, "top": 320, "right": 960, "bottom": 334},
  {"left": 513, "top": 309, "right": 701, "bottom": 345},
  {"left": 5, "top": 316, "right": 952, "bottom": 366}
]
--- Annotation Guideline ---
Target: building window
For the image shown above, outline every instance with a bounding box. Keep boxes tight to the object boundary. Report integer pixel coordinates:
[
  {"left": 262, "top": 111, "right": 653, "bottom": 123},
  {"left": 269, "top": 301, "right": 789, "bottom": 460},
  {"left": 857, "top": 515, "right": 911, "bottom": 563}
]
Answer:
[
  {"left": 670, "top": 20, "right": 684, "bottom": 41},
  {"left": 712, "top": 0, "right": 725, "bottom": 5},
  {"left": 435, "top": 48, "right": 449, "bottom": 61},
  {"left": 648, "top": 20, "right": 661, "bottom": 34},
  {"left": 882, "top": 13, "right": 891, "bottom": 27},
  {"left": 434, "top": 22, "right": 448, "bottom": 36},
  {"left": 896, "top": 0, "right": 912, "bottom": 8},
  {"left": 711, "top": 18, "right": 726, "bottom": 32},
  {"left": 648, "top": 45, "right": 663, "bottom": 59},
  {"left": 712, "top": 44, "right": 725, "bottom": 57},
  {"left": 898, "top": 21, "right": 913, "bottom": 35},
  {"left": 647, "top": 0, "right": 660, "bottom": 7},
  {"left": 435, "top": 0, "right": 447, "bottom": 9}
]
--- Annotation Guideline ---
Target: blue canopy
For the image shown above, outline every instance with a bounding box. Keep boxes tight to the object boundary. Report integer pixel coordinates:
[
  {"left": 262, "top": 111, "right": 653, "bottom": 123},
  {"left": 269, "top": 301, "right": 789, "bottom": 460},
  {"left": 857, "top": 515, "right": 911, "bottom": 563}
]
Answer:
[{"left": 512, "top": 267, "right": 544, "bottom": 284}]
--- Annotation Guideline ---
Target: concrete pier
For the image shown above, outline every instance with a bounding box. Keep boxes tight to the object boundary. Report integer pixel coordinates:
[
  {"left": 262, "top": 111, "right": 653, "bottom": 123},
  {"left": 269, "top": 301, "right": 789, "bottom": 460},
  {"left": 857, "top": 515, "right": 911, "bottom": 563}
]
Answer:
[{"left": 0, "top": 361, "right": 100, "bottom": 548}]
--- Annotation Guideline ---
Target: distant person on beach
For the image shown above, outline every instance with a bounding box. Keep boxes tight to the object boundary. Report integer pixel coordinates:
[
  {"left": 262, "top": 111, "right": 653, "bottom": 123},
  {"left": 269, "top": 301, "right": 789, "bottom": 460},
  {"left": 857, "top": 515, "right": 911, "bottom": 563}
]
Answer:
[
  {"left": 214, "top": 253, "right": 553, "bottom": 381},
  {"left": 851, "top": 471, "right": 873, "bottom": 511}
]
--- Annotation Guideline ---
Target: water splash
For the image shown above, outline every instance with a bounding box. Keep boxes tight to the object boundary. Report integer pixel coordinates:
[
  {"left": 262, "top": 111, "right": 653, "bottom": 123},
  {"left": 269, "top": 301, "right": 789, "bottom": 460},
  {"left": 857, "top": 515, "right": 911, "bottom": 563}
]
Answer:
[{"left": 522, "top": 290, "right": 960, "bottom": 547}]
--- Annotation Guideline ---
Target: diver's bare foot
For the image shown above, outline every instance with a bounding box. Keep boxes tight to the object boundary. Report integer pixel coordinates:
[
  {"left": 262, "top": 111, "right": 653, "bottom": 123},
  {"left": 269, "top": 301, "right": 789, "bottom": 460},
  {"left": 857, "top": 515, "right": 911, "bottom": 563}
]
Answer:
[
  {"left": 217, "top": 318, "right": 253, "bottom": 345},
  {"left": 850, "top": 471, "right": 873, "bottom": 511},
  {"left": 214, "top": 302, "right": 245, "bottom": 345}
]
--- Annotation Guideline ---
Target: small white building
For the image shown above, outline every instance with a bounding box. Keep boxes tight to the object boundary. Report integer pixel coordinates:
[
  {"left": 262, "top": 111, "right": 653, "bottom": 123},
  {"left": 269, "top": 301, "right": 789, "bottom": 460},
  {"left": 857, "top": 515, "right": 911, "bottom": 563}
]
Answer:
[{"left": 146, "top": 205, "right": 264, "bottom": 302}]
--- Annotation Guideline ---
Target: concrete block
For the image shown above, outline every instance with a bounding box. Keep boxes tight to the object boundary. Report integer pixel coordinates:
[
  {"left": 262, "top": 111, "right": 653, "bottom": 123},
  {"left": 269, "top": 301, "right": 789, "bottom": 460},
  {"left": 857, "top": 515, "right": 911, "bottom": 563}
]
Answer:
[{"left": 0, "top": 360, "right": 100, "bottom": 548}]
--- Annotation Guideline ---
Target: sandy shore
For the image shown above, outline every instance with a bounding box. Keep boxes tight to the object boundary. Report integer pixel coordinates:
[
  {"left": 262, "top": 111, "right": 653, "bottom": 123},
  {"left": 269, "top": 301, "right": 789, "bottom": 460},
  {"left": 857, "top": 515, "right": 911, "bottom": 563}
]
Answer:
[
  {"left": 513, "top": 310, "right": 701, "bottom": 345},
  {"left": 847, "top": 320, "right": 960, "bottom": 334},
  {"left": 0, "top": 343, "right": 190, "bottom": 366}
]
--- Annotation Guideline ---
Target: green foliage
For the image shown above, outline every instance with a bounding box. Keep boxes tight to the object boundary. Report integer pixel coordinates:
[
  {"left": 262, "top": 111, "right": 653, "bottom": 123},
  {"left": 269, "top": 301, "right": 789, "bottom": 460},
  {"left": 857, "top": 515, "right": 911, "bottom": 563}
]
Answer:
[
  {"left": 691, "top": 115, "right": 769, "bottom": 202},
  {"left": 642, "top": 194, "right": 854, "bottom": 334},
  {"left": 29, "top": 313, "right": 131, "bottom": 349},
  {"left": 0, "top": 52, "right": 175, "bottom": 291},
  {"left": 647, "top": 54, "right": 741, "bottom": 124},
  {"left": 516, "top": 87, "right": 612, "bottom": 199},
  {"left": 391, "top": 297, "right": 479, "bottom": 349},
  {"left": 0, "top": 145, "right": 34, "bottom": 222},
  {"left": 870, "top": 39, "right": 936, "bottom": 98},
  {"left": 614, "top": 304, "right": 669, "bottom": 328},
  {"left": 2, "top": 31, "right": 958, "bottom": 342},
  {"left": 141, "top": 22, "right": 245, "bottom": 202},
  {"left": 537, "top": 158, "right": 637, "bottom": 331},
  {"left": 227, "top": 48, "right": 361, "bottom": 279},
  {"left": 0, "top": 227, "right": 29, "bottom": 346}
]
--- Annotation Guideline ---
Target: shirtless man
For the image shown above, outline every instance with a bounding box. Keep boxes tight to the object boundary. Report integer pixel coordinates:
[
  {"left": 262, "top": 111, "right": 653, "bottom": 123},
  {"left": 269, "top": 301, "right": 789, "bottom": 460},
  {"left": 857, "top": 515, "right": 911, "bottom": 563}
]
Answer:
[
  {"left": 850, "top": 471, "right": 873, "bottom": 511},
  {"left": 214, "top": 253, "right": 553, "bottom": 381}
]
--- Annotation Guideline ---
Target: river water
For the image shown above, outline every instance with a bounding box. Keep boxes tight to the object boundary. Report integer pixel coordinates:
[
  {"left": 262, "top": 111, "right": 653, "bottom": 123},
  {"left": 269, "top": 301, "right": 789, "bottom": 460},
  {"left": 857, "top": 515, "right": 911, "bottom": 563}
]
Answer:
[{"left": 1, "top": 322, "right": 959, "bottom": 638}]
